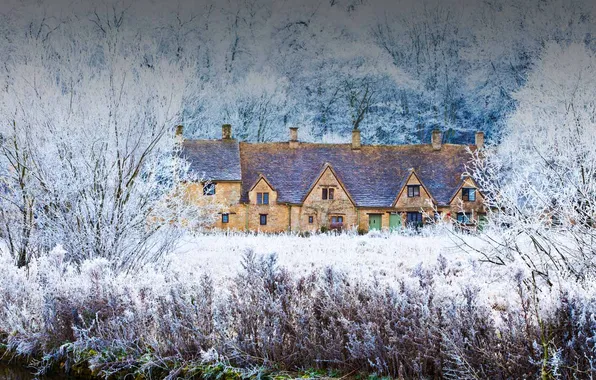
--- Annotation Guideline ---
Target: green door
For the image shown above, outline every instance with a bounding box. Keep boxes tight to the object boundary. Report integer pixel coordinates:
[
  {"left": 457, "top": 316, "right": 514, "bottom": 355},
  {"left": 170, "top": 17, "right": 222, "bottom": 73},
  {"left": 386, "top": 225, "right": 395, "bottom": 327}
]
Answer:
[
  {"left": 389, "top": 213, "right": 401, "bottom": 230},
  {"left": 369, "top": 214, "right": 382, "bottom": 230}
]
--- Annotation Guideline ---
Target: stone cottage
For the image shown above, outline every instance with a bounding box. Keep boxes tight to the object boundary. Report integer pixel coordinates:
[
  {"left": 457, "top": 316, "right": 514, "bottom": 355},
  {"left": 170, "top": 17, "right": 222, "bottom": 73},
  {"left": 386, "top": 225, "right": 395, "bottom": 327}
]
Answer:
[{"left": 180, "top": 124, "right": 487, "bottom": 232}]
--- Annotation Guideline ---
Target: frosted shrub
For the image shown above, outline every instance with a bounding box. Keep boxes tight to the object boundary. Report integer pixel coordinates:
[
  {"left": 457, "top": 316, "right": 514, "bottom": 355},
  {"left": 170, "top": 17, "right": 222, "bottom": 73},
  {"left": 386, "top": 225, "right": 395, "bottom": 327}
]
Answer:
[{"left": 0, "top": 243, "right": 594, "bottom": 378}]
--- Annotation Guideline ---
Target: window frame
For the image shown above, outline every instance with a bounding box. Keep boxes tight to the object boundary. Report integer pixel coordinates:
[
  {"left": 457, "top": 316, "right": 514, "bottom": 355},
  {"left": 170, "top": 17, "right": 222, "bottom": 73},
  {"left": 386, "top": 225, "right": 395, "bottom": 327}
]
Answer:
[
  {"left": 462, "top": 188, "right": 476, "bottom": 202},
  {"left": 406, "top": 212, "right": 423, "bottom": 227},
  {"left": 222, "top": 213, "right": 229, "bottom": 224},
  {"left": 259, "top": 214, "right": 268, "bottom": 226},
  {"left": 257, "top": 192, "right": 270, "bottom": 205},
  {"left": 456, "top": 212, "right": 471, "bottom": 224},
  {"left": 308, "top": 215, "right": 314, "bottom": 224},
  {"left": 328, "top": 188, "right": 335, "bottom": 200},
  {"left": 330, "top": 215, "right": 344, "bottom": 224},
  {"left": 407, "top": 185, "right": 421, "bottom": 198},
  {"left": 322, "top": 188, "right": 328, "bottom": 200},
  {"left": 203, "top": 182, "right": 216, "bottom": 196}
]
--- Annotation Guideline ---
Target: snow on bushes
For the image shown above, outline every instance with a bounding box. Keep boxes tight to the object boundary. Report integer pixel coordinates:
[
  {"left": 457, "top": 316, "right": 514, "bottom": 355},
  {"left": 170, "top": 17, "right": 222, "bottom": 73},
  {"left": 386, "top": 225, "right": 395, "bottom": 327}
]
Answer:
[{"left": 1, "top": 233, "right": 595, "bottom": 378}]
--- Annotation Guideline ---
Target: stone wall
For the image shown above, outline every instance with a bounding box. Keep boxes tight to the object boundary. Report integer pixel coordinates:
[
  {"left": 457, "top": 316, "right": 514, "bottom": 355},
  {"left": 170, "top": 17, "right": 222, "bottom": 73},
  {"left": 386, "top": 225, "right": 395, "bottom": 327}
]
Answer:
[
  {"left": 299, "top": 167, "right": 358, "bottom": 231},
  {"left": 447, "top": 177, "right": 486, "bottom": 222}
]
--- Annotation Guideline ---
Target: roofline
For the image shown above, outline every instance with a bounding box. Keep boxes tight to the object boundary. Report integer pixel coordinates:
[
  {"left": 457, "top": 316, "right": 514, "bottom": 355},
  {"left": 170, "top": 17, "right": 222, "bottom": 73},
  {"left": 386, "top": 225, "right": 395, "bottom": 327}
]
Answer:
[
  {"left": 248, "top": 174, "right": 277, "bottom": 192},
  {"left": 180, "top": 179, "right": 242, "bottom": 184},
  {"left": 237, "top": 141, "right": 475, "bottom": 149},
  {"left": 447, "top": 176, "right": 485, "bottom": 205},
  {"left": 300, "top": 163, "right": 357, "bottom": 207},
  {"left": 391, "top": 170, "right": 437, "bottom": 207}
]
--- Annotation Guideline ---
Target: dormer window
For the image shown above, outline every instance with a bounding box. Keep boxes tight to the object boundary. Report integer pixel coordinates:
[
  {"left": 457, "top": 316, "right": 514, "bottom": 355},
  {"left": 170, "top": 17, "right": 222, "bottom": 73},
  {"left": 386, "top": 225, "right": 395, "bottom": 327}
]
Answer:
[
  {"left": 462, "top": 188, "right": 476, "bottom": 202},
  {"left": 322, "top": 187, "right": 334, "bottom": 200},
  {"left": 257, "top": 192, "right": 269, "bottom": 205},
  {"left": 407, "top": 185, "right": 420, "bottom": 197},
  {"left": 203, "top": 183, "right": 215, "bottom": 196}
]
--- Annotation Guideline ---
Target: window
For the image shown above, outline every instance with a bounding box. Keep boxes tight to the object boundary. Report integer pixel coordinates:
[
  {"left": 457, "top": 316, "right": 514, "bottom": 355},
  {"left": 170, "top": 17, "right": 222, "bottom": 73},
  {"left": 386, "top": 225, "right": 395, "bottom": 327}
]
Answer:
[
  {"left": 457, "top": 212, "right": 471, "bottom": 224},
  {"left": 407, "top": 185, "right": 420, "bottom": 197},
  {"left": 330, "top": 216, "right": 344, "bottom": 224},
  {"left": 259, "top": 214, "right": 267, "bottom": 226},
  {"left": 322, "top": 187, "right": 335, "bottom": 200},
  {"left": 406, "top": 212, "right": 423, "bottom": 227},
  {"left": 322, "top": 188, "right": 328, "bottom": 200},
  {"left": 328, "top": 188, "right": 334, "bottom": 200},
  {"left": 203, "top": 182, "right": 215, "bottom": 196},
  {"left": 462, "top": 188, "right": 476, "bottom": 202},
  {"left": 257, "top": 192, "right": 269, "bottom": 205},
  {"left": 308, "top": 216, "right": 314, "bottom": 224},
  {"left": 222, "top": 214, "right": 229, "bottom": 224}
]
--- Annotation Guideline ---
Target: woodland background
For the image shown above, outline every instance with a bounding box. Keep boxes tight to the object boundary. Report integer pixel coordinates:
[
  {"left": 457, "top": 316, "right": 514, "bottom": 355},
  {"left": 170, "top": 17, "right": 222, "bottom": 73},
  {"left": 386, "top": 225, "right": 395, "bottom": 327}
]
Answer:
[{"left": 2, "top": 0, "right": 594, "bottom": 144}]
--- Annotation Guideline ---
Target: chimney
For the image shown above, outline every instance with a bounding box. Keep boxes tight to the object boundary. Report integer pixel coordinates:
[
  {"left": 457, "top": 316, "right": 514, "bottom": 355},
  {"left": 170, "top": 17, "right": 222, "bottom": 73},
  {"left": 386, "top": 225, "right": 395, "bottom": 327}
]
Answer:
[
  {"left": 431, "top": 129, "right": 442, "bottom": 151},
  {"left": 289, "top": 127, "right": 299, "bottom": 148},
  {"left": 475, "top": 131, "right": 485, "bottom": 150},
  {"left": 175, "top": 125, "right": 184, "bottom": 143},
  {"left": 222, "top": 124, "right": 232, "bottom": 139},
  {"left": 352, "top": 129, "right": 361, "bottom": 150}
]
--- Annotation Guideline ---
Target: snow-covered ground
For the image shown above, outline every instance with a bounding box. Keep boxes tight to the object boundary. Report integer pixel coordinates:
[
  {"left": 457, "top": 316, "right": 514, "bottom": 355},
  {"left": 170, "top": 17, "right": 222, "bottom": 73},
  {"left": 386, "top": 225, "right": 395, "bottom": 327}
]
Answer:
[
  {"left": 173, "top": 231, "right": 480, "bottom": 278},
  {"left": 170, "top": 231, "right": 519, "bottom": 314}
]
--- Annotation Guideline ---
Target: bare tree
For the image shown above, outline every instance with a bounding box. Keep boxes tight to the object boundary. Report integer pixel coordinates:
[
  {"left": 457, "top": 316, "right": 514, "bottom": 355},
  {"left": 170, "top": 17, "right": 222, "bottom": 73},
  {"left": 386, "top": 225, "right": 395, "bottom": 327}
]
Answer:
[{"left": 468, "top": 42, "right": 596, "bottom": 284}]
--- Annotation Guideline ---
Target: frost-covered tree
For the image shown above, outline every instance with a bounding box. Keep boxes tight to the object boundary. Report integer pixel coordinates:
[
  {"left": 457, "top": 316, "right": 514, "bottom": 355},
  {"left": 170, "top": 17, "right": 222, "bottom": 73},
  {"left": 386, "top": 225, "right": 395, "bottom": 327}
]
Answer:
[
  {"left": 471, "top": 42, "right": 596, "bottom": 282},
  {"left": 0, "top": 2, "right": 214, "bottom": 270}
]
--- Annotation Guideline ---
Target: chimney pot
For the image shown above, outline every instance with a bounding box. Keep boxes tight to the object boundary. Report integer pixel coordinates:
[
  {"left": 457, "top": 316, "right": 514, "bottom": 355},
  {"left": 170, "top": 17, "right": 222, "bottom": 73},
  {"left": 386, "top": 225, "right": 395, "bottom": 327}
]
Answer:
[
  {"left": 222, "top": 124, "right": 232, "bottom": 139},
  {"left": 432, "top": 129, "right": 442, "bottom": 150},
  {"left": 352, "top": 129, "right": 361, "bottom": 150},
  {"left": 289, "top": 127, "right": 299, "bottom": 148},
  {"left": 475, "top": 131, "right": 485, "bottom": 150}
]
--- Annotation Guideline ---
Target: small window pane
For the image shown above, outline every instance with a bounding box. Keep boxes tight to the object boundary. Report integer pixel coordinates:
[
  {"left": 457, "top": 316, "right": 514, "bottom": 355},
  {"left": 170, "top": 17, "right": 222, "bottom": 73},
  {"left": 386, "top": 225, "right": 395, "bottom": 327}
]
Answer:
[
  {"left": 463, "top": 188, "right": 476, "bottom": 202},
  {"left": 308, "top": 216, "right": 313, "bottom": 224},
  {"left": 329, "top": 188, "right": 335, "bottom": 200},
  {"left": 260, "top": 214, "right": 267, "bottom": 226},
  {"left": 457, "top": 213, "right": 470, "bottom": 224},
  {"left": 222, "top": 214, "right": 229, "bottom": 223},
  {"left": 257, "top": 193, "right": 262, "bottom": 204},
  {"left": 407, "top": 212, "right": 423, "bottom": 227},
  {"left": 203, "top": 183, "right": 215, "bottom": 196},
  {"left": 322, "top": 188, "right": 328, "bottom": 200},
  {"left": 408, "top": 185, "right": 420, "bottom": 197},
  {"left": 263, "top": 192, "right": 269, "bottom": 204}
]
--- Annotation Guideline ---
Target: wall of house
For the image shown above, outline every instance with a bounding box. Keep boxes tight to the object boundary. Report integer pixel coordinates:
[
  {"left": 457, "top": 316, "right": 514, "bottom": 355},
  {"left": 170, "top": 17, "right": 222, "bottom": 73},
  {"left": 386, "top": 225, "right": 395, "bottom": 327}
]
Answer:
[
  {"left": 448, "top": 178, "right": 486, "bottom": 221},
  {"left": 357, "top": 209, "right": 392, "bottom": 231},
  {"left": 246, "top": 179, "right": 290, "bottom": 232},
  {"left": 183, "top": 181, "right": 246, "bottom": 230},
  {"left": 180, "top": 174, "right": 487, "bottom": 233},
  {"left": 393, "top": 174, "right": 435, "bottom": 211},
  {"left": 289, "top": 205, "right": 302, "bottom": 232},
  {"left": 300, "top": 167, "right": 358, "bottom": 231}
]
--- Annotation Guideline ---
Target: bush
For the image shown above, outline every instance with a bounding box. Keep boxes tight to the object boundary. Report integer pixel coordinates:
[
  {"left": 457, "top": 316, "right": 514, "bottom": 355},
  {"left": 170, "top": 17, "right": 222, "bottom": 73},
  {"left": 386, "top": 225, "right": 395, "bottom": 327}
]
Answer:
[{"left": 0, "top": 246, "right": 595, "bottom": 379}]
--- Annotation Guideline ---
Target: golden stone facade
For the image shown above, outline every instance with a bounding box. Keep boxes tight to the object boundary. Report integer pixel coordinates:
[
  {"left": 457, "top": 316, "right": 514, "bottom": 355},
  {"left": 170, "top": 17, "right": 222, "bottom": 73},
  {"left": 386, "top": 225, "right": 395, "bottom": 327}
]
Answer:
[{"left": 180, "top": 126, "right": 488, "bottom": 233}]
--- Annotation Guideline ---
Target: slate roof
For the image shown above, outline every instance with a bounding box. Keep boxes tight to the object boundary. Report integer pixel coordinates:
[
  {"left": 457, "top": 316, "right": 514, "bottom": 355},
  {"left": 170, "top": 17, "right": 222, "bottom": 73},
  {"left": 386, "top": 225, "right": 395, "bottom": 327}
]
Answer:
[
  {"left": 238, "top": 142, "right": 476, "bottom": 207},
  {"left": 182, "top": 140, "right": 241, "bottom": 181}
]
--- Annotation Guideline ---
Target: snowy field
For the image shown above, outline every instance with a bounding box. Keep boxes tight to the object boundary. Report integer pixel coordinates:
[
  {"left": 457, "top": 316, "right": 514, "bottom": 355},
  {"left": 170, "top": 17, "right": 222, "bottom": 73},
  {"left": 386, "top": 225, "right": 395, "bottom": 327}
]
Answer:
[
  {"left": 174, "top": 231, "right": 481, "bottom": 275},
  {"left": 171, "top": 231, "right": 519, "bottom": 312}
]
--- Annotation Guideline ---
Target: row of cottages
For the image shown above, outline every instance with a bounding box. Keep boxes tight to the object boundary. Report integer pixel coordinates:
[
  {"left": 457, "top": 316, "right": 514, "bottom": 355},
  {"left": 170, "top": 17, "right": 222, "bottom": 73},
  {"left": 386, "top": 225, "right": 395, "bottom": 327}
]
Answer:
[{"left": 180, "top": 124, "right": 487, "bottom": 233}]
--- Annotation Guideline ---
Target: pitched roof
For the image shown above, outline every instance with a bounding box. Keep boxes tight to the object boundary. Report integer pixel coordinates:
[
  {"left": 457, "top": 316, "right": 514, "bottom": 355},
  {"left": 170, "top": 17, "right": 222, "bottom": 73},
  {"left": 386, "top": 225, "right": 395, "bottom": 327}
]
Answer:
[
  {"left": 302, "top": 163, "right": 356, "bottom": 206},
  {"left": 238, "top": 142, "right": 475, "bottom": 207},
  {"left": 182, "top": 139, "right": 241, "bottom": 181}
]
